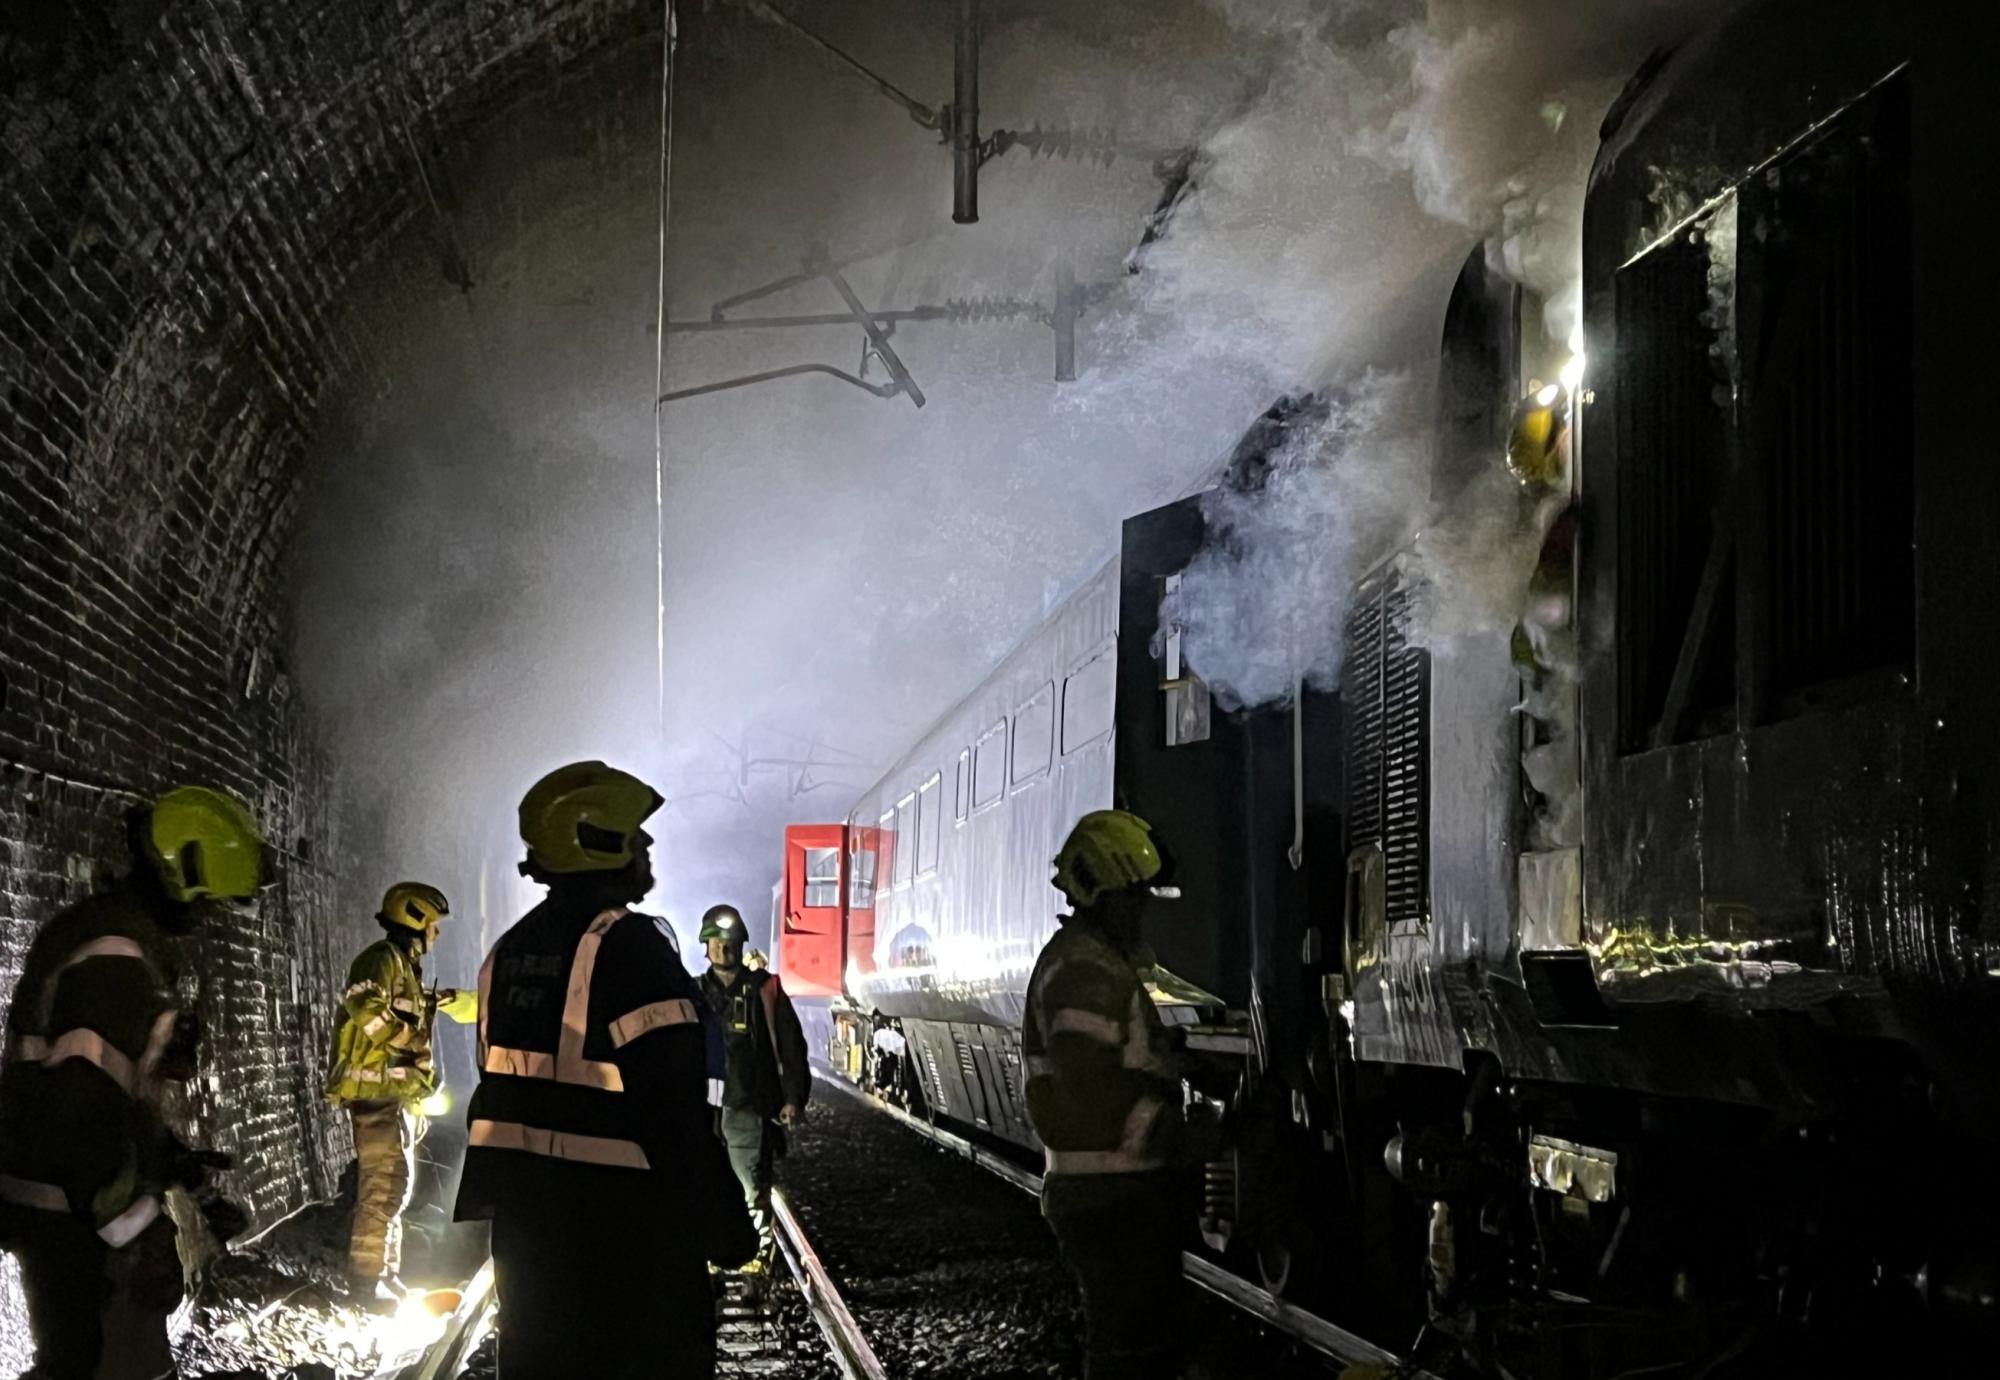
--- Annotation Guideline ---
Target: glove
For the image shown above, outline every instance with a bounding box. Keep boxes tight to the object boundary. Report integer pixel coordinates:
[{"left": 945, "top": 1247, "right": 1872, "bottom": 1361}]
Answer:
[
  {"left": 197, "top": 1190, "right": 249, "bottom": 1243},
  {"left": 436, "top": 988, "right": 479, "bottom": 1024},
  {"left": 172, "top": 1146, "right": 234, "bottom": 1190},
  {"left": 156, "top": 1010, "right": 202, "bottom": 1081}
]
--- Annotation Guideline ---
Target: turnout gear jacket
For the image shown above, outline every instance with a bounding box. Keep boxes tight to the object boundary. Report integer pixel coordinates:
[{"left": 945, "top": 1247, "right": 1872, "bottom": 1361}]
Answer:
[
  {"left": 0, "top": 880, "right": 190, "bottom": 1248},
  {"left": 1022, "top": 914, "right": 1186, "bottom": 1178},
  {"left": 454, "top": 892, "right": 722, "bottom": 1224},
  {"left": 325, "top": 936, "right": 437, "bottom": 1106},
  {"left": 697, "top": 967, "right": 810, "bottom": 1119}
]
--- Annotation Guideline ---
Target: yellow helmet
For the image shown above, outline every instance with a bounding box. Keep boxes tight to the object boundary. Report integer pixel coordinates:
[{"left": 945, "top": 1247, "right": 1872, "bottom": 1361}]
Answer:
[
  {"left": 519, "top": 761, "right": 663, "bottom": 875},
  {"left": 145, "top": 786, "right": 265, "bottom": 903},
  {"left": 1506, "top": 382, "right": 1569, "bottom": 488},
  {"left": 1052, "top": 809, "right": 1163, "bottom": 909},
  {"left": 379, "top": 882, "right": 449, "bottom": 932}
]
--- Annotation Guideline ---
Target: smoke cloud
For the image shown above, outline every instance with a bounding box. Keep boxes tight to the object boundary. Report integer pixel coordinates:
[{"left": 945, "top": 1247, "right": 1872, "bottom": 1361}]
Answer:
[{"left": 289, "top": 0, "right": 1730, "bottom": 1004}]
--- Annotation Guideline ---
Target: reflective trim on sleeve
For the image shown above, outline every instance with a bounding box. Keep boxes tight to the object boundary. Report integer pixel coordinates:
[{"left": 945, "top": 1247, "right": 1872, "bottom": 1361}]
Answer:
[
  {"left": 361, "top": 1014, "right": 391, "bottom": 1038},
  {"left": 344, "top": 980, "right": 387, "bottom": 1001},
  {"left": 97, "top": 1194, "right": 161, "bottom": 1248},
  {"left": 475, "top": 945, "right": 495, "bottom": 1068},
  {"left": 707, "top": 1077, "right": 724, "bottom": 1107},
  {"left": 0, "top": 1174, "right": 68, "bottom": 1212},
  {"left": 0, "top": 1176, "right": 162, "bottom": 1248},
  {"left": 1050, "top": 1008, "right": 1124, "bottom": 1045},
  {"left": 42, "top": 1028, "right": 138, "bottom": 1094},
  {"left": 468, "top": 1118, "right": 650, "bottom": 1170},
  {"left": 37, "top": 936, "right": 156, "bottom": 1034},
  {"left": 606, "top": 998, "right": 699, "bottom": 1049}
]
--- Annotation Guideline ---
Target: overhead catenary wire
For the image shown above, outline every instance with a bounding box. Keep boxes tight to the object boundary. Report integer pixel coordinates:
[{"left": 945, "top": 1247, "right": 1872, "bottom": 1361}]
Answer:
[{"left": 652, "top": 0, "right": 679, "bottom": 739}]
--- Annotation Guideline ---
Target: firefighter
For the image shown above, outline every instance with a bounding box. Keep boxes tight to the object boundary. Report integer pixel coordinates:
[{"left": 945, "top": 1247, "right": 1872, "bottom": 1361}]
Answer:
[
  {"left": 324, "top": 881, "right": 478, "bottom": 1308},
  {"left": 455, "top": 762, "right": 753, "bottom": 1380},
  {"left": 0, "top": 785, "right": 263, "bottom": 1380},
  {"left": 696, "top": 904, "right": 809, "bottom": 1274},
  {"left": 1023, "top": 809, "right": 1192, "bottom": 1380}
]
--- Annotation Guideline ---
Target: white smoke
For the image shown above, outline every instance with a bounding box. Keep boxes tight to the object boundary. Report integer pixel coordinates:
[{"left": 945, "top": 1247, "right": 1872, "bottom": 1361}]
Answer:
[
  {"left": 290, "top": 0, "right": 1731, "bottom": 960},
  {"left": 1159, "top": 0, "right": 1732, "bottom": 709}
]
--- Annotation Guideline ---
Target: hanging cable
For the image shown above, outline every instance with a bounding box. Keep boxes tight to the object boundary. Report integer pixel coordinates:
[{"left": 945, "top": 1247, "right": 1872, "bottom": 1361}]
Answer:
[{"left": 652, "top": 1, "right": 679, "bottom": 739}]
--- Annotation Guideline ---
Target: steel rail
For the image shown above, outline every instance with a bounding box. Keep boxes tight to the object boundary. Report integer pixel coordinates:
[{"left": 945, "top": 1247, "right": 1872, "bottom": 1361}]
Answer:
[
  {"left": 772, "top": 1186, "right": 890, "bottom": 1380},
  {"left": 392, "top": 1259, "right": 497, "bottom": 1380},
  {"left": 817, "top": 1070, "right": 1441, "bottom": 1379}
]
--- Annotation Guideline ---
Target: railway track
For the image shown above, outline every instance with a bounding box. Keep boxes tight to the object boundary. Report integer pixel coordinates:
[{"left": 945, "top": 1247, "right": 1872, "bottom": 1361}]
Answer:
[
  {"left": 819, "top": 1071, "right": 1443, "bottom": 1380},
  {"left": 390, "top": 1188, "right": 885, "bottom": 1380}
]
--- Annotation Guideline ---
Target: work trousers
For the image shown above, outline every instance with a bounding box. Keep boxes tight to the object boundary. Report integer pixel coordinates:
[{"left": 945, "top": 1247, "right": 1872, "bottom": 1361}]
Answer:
[
  {"left": 491, "top": 1197, "right": 715, "bottom": 1380},
  {"left": 8, "top": 1209, "right": 181, "bottom": 1380},
  {"left": 718, "top": 1105, "right": 775, "bottom": 1260},
  {"left": 1043, "top": 1170, "right": 1186, "bottom": 1380},
  {"left": 347, "top": 1099, "right": 417, "bottom": 1286}
]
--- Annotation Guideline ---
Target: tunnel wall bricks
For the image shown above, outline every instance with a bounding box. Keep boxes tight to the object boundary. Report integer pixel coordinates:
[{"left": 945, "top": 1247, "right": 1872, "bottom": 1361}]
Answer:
[{"left": 1, "top": 0, "right": 652, "bottom": 1361}]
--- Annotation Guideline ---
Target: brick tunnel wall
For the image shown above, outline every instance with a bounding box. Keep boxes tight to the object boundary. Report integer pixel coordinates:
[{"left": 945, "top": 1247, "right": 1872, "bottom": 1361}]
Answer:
[{"left": 1, "top": 0, "right": 653, "bottom": 1362}]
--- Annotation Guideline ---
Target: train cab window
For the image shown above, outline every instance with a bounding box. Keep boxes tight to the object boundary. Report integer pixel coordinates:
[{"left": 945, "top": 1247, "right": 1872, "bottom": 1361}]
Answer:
[
  {"left": 803, "top": 847, "right": 840, "bottom": 908},
  {"left": 893, "top": 794, "right": 916, "bottom": 889},
  {"left": 1012, "top": 684, "right": 1054, "bottom": 787},
  {"left": 917, "top": 772, "right": 942, "bottom": 874},
  {"left": 954, "top": 748, "right": 971, "bottom": 823},
  {"left": 973, "top": 721, "right": 1006, "bottom": 808},
  {"left": 1061, "top": 645, "right": 1116, "bottom": 754}
]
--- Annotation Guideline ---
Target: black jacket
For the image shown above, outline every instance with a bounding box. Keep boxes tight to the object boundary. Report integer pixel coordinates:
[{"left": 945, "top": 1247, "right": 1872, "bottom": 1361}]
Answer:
[
  {"left": 697, "top": 967, "right": 810, "bottom": 1120},
  {"left": 456, "top": 894, "right": 724, "bottom": 1228}
]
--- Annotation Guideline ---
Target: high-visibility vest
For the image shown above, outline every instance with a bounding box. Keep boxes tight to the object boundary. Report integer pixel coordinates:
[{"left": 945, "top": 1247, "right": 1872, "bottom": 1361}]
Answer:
[
  {"left": 1022, "top": 917, "right": 1182, "bottom": 1178},
  {"left": 454, "top": 894, "right": 710, "bottom": 1220}
]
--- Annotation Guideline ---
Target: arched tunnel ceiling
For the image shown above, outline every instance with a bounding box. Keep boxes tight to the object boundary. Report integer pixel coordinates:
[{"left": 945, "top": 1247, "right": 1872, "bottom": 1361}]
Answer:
[{"left": 2, "top": 0, "right": 657, "bottom": 668}]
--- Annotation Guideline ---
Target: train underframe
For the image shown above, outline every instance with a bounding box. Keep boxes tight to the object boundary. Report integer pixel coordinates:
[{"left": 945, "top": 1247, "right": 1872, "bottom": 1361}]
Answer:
[{"left": 813, "top": 993, "right": 1997, "bottom": 1377}]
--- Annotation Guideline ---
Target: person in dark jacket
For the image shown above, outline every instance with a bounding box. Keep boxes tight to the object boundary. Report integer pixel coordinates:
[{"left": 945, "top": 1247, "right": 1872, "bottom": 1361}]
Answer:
[
  {"left": 0, "top": 786, "right": 262, "bottom": 1380},
  {"left": 1023, "top": 809, "right": 1192, "bottom": 1380},
  {"left": 455, "top": 761, "right": 754, "bottom": 1380},
  {"left": 696, "top": 903, "right": 809, "bottom": 1274}
]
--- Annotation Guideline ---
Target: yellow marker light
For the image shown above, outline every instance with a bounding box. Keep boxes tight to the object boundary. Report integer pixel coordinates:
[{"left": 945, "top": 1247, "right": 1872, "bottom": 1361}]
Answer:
[
  {"left": 419, "top": 1089, "right": 452, "bottom": 1118},
  {"left": 1559, "top": 351, "right": 1586, "bottom": 392}
]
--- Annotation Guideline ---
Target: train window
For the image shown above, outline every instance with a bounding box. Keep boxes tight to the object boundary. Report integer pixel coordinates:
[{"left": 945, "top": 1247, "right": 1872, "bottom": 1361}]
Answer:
[
  {"left": 1012, "top": 683, "right": 1054, "bottom": 786},
  {"left": 893, "top": 794, "right": 916, "bottom": 889},
  {"left": 1061, "top": 645, "right": 1116, "bottom": 754},
  {"left": 954, "top": 748, "right": 971, "bottom": 823},
  {"left": 876, "top": 810, "right": 896, "bottom": 893},
  {"left": 973, "top": 721, "right": 1006, "bottom": 807},
  {"left": 917, "top": 773, "right": 942, "bottom": 874},
  {"left": 849, "top": 842, "right": 876, "bottom": 909},
  {"left": 803, "top": 847, "right": 840, "bottom": 908}
]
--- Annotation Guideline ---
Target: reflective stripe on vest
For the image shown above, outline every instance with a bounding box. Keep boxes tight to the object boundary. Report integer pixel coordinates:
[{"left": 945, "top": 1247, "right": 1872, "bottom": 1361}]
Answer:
[
  {"left": 1042, "top": 1094, "right": 1166, "bottom": 1176},
  {"left": 5, "top": 936, "right": 163, "bottom": 1069},
  {"left": 467, "top": 1118, "right": 650, "bottom": 1170},
  {"left": 0, "top": 1175, "right": 162, "bottom": 1248},
  {"left": 475, "top": 909, "right": 628, "bottom": 1092},
  {"left": 606, "top": 998, "right": 698, "bottom": 1049}
]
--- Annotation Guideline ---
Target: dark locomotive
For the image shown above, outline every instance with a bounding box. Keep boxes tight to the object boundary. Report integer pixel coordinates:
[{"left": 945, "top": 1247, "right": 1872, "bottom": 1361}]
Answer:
[{"left": 774, "top": 3, "right": 2000, "bottom": 1373}]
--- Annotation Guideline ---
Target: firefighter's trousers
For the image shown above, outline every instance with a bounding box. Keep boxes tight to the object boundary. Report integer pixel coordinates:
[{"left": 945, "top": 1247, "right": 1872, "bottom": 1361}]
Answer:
[
  {"left": 1043, "top": 1169, "right": 1186, "bottom": 1380},
  {"left": 718, "top": 1106, "right": 775, "bottom": 1260},
  {"left": 5, "top": 1208, "right": 181, "bottom": 1380},
  {"left": 491, "top": 1193, "right": 715, "bottom": 1379},
  {"left": 347, "top": 1100, "right": 416, "bottom": 1286}
]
